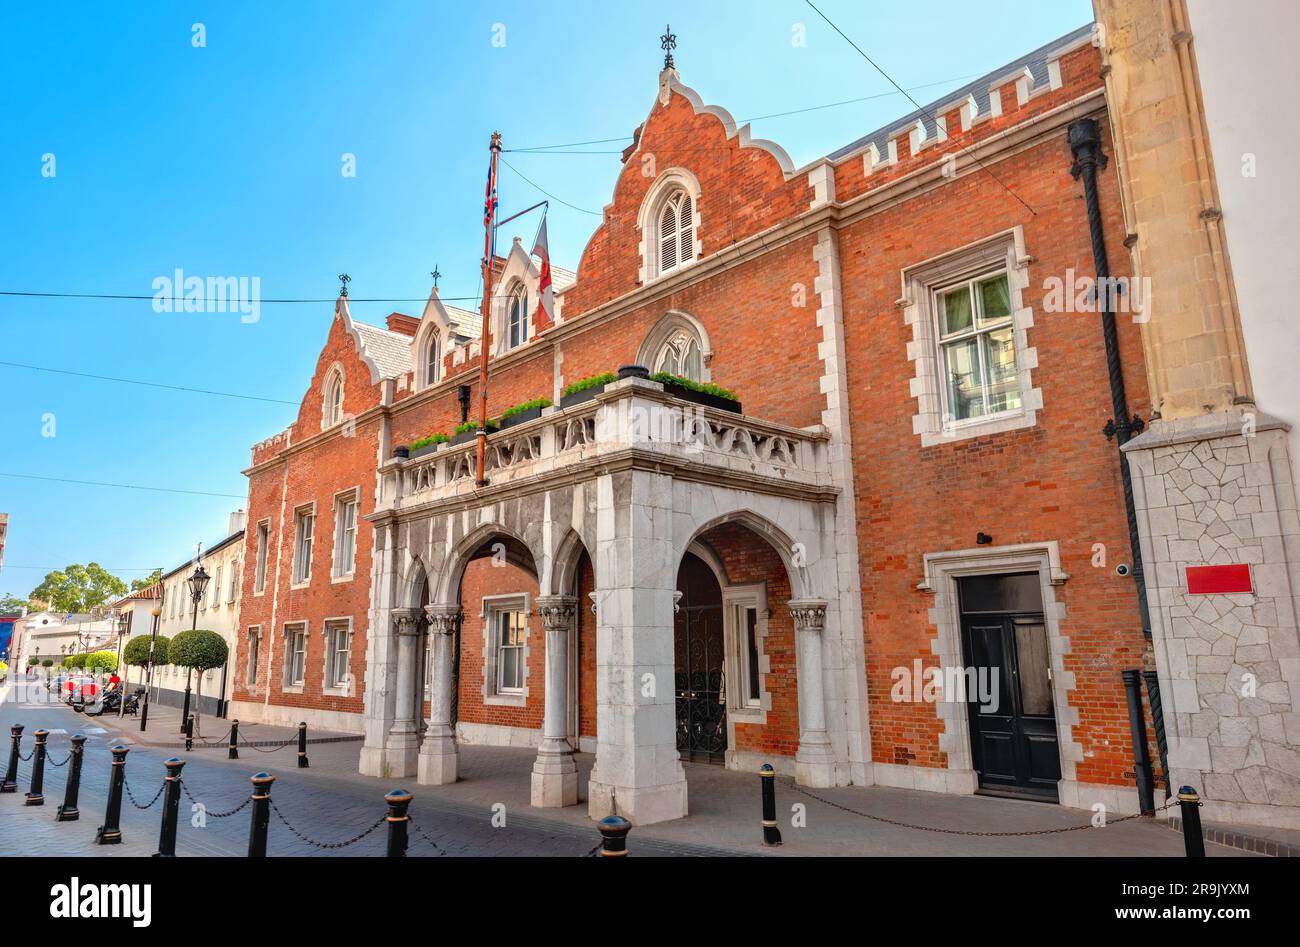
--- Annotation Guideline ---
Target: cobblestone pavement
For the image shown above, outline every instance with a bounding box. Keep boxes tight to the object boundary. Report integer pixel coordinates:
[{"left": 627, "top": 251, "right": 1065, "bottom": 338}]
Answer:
[{"left": 0, "top": 683, "right": 1255, "bottom": 857}]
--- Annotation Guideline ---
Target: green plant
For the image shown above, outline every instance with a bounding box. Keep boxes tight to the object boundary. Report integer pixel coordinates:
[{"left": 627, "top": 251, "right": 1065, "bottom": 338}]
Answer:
[
  {"left": 0, "top": 662, "right": 8, "bottom": 678},
  {"left": 27, "top": 656, "right": 40, "bottom": 667},
  {"left": 650, "top": 372, "right": 738, "bottom": 401},
  {"left": 499, "top": 397, "right": 552, "bottom": 421},
  {"left": 410, "top": 432, "right": 450, "bottom": 450},
  {"left": 169, "top": 629, "right": 228, "bottom": 671},
  {"left": 124, "top": 634, "right": 170, "bottom": 668},
  {"left": 561, "top": 372, "right": 617, "bottom": 398},
  {"left": 61, "top": 655, "right": 76, "bottom": 670},
  {"left": 41, "top": 659, "right": 53, "bottom": 668},
  {"left": 85, "top": 650, "right": 119, "bottom": 673},
  {"left": 454, "top": 418, "right": 498, "bottom": 436}
]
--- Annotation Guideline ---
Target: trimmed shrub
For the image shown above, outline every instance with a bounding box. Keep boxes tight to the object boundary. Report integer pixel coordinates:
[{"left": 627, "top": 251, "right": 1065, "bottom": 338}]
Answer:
[
  {"left": 649, "top": 372, "right": 738, "bottom": 401},
  {"left": 85, "top": 650, "right": 119, "bottom": 673},
  {"left": 170, "top": 629, "right": 228, "bottom": 671}
]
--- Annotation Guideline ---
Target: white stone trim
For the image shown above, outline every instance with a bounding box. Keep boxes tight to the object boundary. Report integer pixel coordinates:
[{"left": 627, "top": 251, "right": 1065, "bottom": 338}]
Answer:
[
  {"left": 456, "top": 719, "right": 541, "bottom": 748},
  {"left": 862, "top": 138, "right": 899, "bottom": 176},
  {"left": 900, "top": 225, "right": 1041, "bottom": 447},
  {"left": 636, "top": 309, "right": 713, "bottom": 381},
  {"left": 319, "top": 362, "right": 345, "bottom": 431},
  {"left": 916, "top": 540, "right": 1083, "bottom": 795},
  {"left": 636, "top": 167, "right": 703, "bottom": 286},
  {"left": 280, "top": 620, "right": 309, "bottom": 693},
  {"left": 320, "top": 615, "right": 354, "bottom": 697},
  {"left": 721, "top": 582, "right": 771, "bottom": 766},
  {"left": 807, "top": 161, "right": 836, "bottom": 209}
]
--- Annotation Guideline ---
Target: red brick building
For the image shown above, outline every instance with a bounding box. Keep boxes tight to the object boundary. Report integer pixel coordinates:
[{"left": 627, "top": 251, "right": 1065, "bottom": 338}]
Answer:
[{"left": 232, "top": 24, "right": 1158, "bottom": 824}]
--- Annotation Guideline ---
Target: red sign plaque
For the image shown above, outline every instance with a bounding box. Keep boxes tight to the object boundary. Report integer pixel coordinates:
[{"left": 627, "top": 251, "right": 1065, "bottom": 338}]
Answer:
[{"left": 1185, "top": 564, "right": 1253, "bottom": 595}]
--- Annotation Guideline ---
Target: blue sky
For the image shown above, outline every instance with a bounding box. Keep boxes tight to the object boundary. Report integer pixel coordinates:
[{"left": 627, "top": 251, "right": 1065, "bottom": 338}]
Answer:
[{"left": 0, "top": 0, "right": 1091, "bottom": 599}]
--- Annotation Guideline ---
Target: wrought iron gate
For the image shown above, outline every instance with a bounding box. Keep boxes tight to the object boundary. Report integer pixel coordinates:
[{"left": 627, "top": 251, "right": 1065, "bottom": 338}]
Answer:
[{"left": 674, "top": 600, "right": 727, "bottom": 763}]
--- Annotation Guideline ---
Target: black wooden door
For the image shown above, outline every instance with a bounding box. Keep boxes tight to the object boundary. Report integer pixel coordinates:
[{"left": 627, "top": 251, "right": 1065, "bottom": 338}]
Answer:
[
  {"left": 958, "top": 575, "right": 1060, "bottom": 801},
  {"left": 675, "top": 554, "right": 726, "bottom": 763}
]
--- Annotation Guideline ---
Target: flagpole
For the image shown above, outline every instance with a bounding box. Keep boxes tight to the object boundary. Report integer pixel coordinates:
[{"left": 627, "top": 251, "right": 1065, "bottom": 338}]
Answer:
[{"left": 476, "top": 131, "right": 503, "bottom": 488}]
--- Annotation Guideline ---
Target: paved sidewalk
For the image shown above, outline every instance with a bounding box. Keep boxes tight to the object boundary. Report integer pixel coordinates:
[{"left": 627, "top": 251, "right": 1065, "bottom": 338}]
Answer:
[{"left": 0, "top": 685, "right": 1259, "bottom": 857}]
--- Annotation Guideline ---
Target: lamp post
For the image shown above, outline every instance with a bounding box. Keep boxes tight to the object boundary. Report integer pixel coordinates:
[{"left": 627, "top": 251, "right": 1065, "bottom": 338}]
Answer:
[
  {"left": 140, "top": 597, "right": 162, "bottom": 733},
  {"left": 114, "top": 609, "right": 130, "bottom": 717},
  {"left": 180, "top": 559, "right": 210, "bottom": 732}
]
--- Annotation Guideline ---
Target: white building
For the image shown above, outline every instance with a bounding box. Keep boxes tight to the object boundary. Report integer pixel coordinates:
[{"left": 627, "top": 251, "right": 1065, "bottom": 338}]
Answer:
[
  {"left": 14, "top": 611, "right": 118, "bottom": 667},
  {"left": 154, "top": 510, "right": 247, "bottom": 715}
]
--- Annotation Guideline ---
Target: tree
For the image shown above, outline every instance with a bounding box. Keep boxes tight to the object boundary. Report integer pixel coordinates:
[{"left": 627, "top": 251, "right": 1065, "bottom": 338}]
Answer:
[
  {"left": 28, "top": 564, "right": 128, "bottom": 614},
  {"left": 0, "top": 593, "right": 26, "bottom": 617},
  {"left": 170, "top": 630, "right": 228, "bottom": 726},
  {"left": 123, "top": 634, "right": 170, "bottom": 687},
  {"left": 85, "top": 650, "right": 118, "bottom": 674},
  {"left": 40, "top": 659, "right": 53, "bottom": 668},
  {"left": 130, "top": 570, "right": 162, "bottom": 592}
]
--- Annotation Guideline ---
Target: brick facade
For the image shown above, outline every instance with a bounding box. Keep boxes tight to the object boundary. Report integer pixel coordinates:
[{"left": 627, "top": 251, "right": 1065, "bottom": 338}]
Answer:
[{"left": 231, "top": 27, "right": 1164, "bottom": 816}]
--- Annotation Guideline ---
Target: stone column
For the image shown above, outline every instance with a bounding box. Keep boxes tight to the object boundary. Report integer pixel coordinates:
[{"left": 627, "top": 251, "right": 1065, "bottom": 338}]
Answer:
[
  {"left": 587, "top": 468, "right": 688, "bottom": 825},
  {"left": 418, "top": 604, "right": 460, "bottom": 785},
  {"left": 383, "top": 608, "right": 423, "bottom": 777},
  {"left": 789, "top": 599, "right": 836, "bottom": 788},
  {"left": 531, "top": 596, "right": 580, "bottom": 807}
]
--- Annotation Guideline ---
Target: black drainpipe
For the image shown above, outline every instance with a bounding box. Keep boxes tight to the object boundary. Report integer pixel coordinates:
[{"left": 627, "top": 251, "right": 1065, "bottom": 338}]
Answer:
[{"left": 1068, "top": 117, "right": 1151, "bottom": 641}]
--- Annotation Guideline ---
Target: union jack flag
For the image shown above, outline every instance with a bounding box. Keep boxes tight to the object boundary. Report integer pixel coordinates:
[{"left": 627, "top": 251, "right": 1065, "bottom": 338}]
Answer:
[{"left": 483, "top": 160, "right": 498, "bottom": 262}]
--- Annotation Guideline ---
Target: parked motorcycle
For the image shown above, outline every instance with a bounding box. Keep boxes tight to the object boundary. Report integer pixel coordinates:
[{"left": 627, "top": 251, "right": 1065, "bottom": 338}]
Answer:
[{"left": 85, "top": 686, "right": 142, "bottom": 717}]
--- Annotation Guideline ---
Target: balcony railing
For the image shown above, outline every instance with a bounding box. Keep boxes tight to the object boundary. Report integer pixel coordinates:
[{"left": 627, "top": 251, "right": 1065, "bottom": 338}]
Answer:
[{"left": 377, "top": 376, "right": 833, "bottom": 512}]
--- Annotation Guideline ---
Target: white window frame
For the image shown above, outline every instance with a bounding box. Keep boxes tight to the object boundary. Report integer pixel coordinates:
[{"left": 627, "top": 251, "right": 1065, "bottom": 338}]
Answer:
[
  {"left": 210, "top": 565, "right": 222, "bottom": 609},
  {"left": 422, "top": 330, "right": 441, "bottom": 387},
  {"left": 254, "top": 520, "right": 271, "bottom": 595},
  {"left": 653, "top": 327, "right": 705, "bottom": 381},
  {"left": 322, "top": 617, "right": 353, "bottom": 694},
  {"left": 332, "top": 490, "right": 358, "bottom": 581},
  {"left": 901, "top": 226, "right": 1040, "bottom": 447},
  {"left": 282, "top": 622, "right": 308, "bottom": 691},
  {"left": 506, "top": 284, "right": 528, "bottom": 350},
  {"left": 228, "top": 561, "right": 239, "bottom": 602},
  {"left": 637, "top": 168, "right": 703, "bottom": 285},
  {"left": 322, "top": 366, "right": 344, "bottom": 429},
  {"left": 291, "top": 504, "right": 315, "bottom": 588},
  {"left": 722, "top": 582, "right": 770, "bottom": 720},
  {"left": 245, "top": 626, "right": 261, "bottom": 686},
  {"left": 480, "top": 593, "right": 529, "bottom": 706}
]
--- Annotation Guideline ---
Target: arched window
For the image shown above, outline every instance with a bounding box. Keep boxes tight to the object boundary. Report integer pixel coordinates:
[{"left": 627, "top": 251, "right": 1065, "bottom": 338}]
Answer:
[
  {"left": 657, "top": 189, "right": 695, "bottom": 276},
  {"left": 507, "top": 286, "right": 528, "bottom": 349},
  {"left": 422, "top": 331, "right": 441, "bottom": 387},
  {"left": 654, "top": 328, "right": 704, "bottom": 381},
  {"left": 323, "top": 369, "right": 344, "bottom": 427}
]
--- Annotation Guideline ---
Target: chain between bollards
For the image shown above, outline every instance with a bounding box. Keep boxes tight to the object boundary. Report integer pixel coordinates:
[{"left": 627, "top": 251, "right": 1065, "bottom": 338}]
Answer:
[
  {"left": 24, "top": 729, "right": 49, "bottom": 806},
  {"left": 56, "top": 735, "right": 87, "bottom": 822},
  {"left": 596, "top": 815, "right": 631, "bottom": 857},
  {"left": 297, "top": 722, "right": 309, "bottom": 768},
  {"left": 385, "top": 789, "right": 412, "bottom": 857},
  {"left": 154, "top": 757, "right": 186, "bottom": 857},
  {"left": 759, "top": 763, "right": 783, "bottom": 846},
  {"left": 1177, "top": 785, "right": 1206, "bottom": 858},
  {"left": 229, "top": 720, "right": 239, "bottom": 759},
  {"left": 0, "top": 724, "right": 23, "bottom": 793},
  {"left": 247, "top": 772, "right": 275, "bottom": 857},
  {"left": 95, "top": 744, "right": 130, "bottom": 845}
]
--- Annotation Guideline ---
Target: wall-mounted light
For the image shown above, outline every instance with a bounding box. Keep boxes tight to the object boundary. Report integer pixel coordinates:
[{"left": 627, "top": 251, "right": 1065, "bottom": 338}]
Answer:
[{"left": 976, "top": 532, "right": 993, "bottom": 546}]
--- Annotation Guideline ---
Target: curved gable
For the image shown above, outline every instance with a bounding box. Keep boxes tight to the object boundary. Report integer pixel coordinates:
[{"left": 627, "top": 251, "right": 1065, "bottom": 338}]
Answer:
[
  {"left": 565, "top": 71, "right": 812, "bottom": 315},
  {"left": 289, "top": 298, "right": 385, "bottom": 436}
]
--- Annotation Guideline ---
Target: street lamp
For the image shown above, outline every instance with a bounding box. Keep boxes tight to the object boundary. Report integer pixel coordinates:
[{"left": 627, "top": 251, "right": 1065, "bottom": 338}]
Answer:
[
  {"left": 180, "top": 561, "right": 210, "bottom": 731},
  {"left": 140, "top": 596, "right": 162, "bottom": 733},
  {"left": 114, "top": 608, "right": 130, "bottom": 717}
]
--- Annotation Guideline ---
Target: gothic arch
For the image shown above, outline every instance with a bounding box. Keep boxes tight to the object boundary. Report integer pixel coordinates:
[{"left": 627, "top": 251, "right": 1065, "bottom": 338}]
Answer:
[
  {"left": 675, "top": 507, "right": 815, "bottom": 601},
  {"left": 636, "top": 167, "right": 703, "bottom": 284},
  {"left": 636, "top": 309, "right": 713, "bottom": 381},
  {"left": 435, "top": 521, "right": 540, "bottom": 605}
]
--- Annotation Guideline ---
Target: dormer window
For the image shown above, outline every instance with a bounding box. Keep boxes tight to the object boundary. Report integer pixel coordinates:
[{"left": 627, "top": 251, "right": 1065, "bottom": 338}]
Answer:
[
  {"left": 323, "top": 368, "right": 344, "bottom": 428},
  {"left": 507, "top": 286, "right": 528, "bottom": 350},
  {"left": 422, "top": 331, "right": 441, "bottom": 387},
  {"left": 657, "top": 189, "right": 695, "bottom": 276}
]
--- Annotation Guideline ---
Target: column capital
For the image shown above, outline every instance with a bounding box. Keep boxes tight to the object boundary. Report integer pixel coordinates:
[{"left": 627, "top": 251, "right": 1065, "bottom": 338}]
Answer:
[
  {"left": 788, "top": 599, "right": 828, "bottom": 632},
  {"left": 534, "top": 595, "right": 579, "bottom": 632},
  {"left": 424, "top": 604, "right": 461, "bottom": 636},
  {"left": 391, "top": 608, "right": 423, "bottom": 636}
]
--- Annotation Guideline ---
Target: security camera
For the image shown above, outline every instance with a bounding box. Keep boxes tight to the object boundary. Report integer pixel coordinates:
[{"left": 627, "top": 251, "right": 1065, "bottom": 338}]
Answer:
[{"left": 1115, "top": 563, "right": 1131, "bottom": 577}]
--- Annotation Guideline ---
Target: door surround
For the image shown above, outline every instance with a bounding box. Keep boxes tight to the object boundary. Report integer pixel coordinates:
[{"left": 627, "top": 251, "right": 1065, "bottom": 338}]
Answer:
[{"left": 909, "top": 542, "right": 1082, "bottom": 801}]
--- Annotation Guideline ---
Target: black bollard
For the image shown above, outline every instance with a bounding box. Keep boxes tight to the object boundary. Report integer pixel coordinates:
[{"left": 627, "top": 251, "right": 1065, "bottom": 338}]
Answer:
[
  {"left": 95, "top": 745, "right": 130, "bottom": 845},
  {"left": 247, "top": 772, "right": 275, "bottom": 857},
  {"left": 385, "top": 789, "right": 412, "bottom": 857},
  {"left": 596, "top": 815, "right": 631, "bottom": 857},
  {"left": 154, "top": 758, "right": 186, "bottom": 857},
  {"left": 25, "top": 729, "right": 49, "bottom": 806},
  {"left": 56, "top": 735, "right": 87, "bottom": 821},
  {"left": 759, "top": 763, "right": 783, "bottom": 846},
  {"left": 1177, "top": 785, "right": 1206, "bottom": 858},
  {"left": 1, "top": 724, "right": 24, "bottom": 793},
  {"left": 228, "top": 720, "right": 239, "bottom": 760},
  {"left": 297, "top": 722, "right": 309, "bottom": 768},
  {"left": 185, "top": 714, "right": 195, "bottom": 752}
]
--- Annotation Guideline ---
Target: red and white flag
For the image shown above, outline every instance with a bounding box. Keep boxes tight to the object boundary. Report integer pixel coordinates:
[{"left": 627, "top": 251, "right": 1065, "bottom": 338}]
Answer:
[{"left": 532, "top": 215, "right": 554, "bottom": 325}]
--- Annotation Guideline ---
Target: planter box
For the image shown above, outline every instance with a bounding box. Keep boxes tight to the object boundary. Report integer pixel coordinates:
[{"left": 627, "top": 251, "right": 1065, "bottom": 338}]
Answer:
[
  {"left": 661, "top": 381, "right": 742, "bottom": 414},
  {"left": 408, "top": 440, "right": 446, "bottom": 459},
  {"left": 452, "top": 426, "right": 496, "bottom": 446},
  {"left": 560, "top": 383, "right": 608, "bottom": 410},
  {"left": 498, "top": 405, "right": 545, "bottom": 430}
]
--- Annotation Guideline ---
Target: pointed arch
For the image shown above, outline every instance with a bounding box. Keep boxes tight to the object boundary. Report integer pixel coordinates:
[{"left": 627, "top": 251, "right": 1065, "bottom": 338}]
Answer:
[
  {"left": 636, "top": 168, "right": 703, "bottom": 284},
  {"left": 675, "top": 508, "right": 815, "bottom": 601},
  {"left": 321, "top": 362, "right": 345, "bottom": 429},
  {"left": 435, "top": 521, "right": 540, "bottom": 605},
  {"left": 637, "top": 310, "right": 713, "bottom": 382}
]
